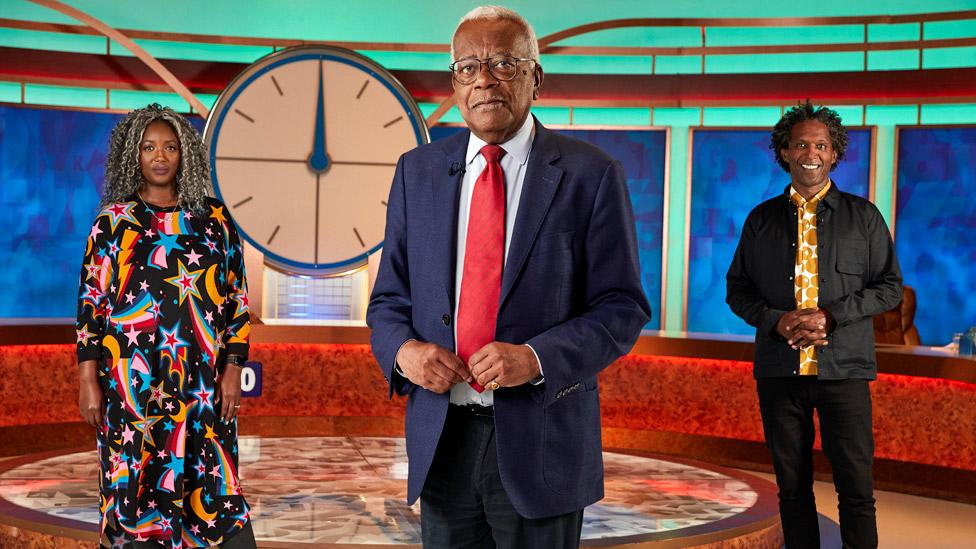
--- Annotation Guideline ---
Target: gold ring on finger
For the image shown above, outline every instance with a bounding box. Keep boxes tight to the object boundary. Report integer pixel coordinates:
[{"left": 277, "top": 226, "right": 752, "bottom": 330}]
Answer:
[{"left": 487, "top": 380, "right": 500, "bottom": 391}]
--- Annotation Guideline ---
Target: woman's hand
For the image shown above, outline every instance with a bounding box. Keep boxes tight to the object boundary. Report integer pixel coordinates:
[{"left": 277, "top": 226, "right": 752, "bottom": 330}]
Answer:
[
  {"left": 216, "top": 363, "right": 243, "bottom": 423},
  {"left": 78, "top": 360, "right": 105, "bottom": 428}
]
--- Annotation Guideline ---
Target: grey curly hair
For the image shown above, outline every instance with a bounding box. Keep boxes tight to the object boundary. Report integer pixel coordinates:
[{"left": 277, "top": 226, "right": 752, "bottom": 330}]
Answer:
[{"left": 101, "top": 103, "right": 212, "bottom": 213}]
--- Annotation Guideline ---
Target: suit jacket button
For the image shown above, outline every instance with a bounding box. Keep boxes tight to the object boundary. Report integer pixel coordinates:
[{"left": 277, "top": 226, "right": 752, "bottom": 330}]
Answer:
[{"left": 442, "top": 314, "right": 451, "bottom": 326}]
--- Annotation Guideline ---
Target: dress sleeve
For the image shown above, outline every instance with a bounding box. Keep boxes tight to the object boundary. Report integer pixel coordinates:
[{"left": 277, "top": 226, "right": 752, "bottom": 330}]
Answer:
[
  {"left": 76, "top": 214, "right": 114, "bottom": 362},
  {"left": 220, "top": 208, "right": 250, "bottom": 360}
]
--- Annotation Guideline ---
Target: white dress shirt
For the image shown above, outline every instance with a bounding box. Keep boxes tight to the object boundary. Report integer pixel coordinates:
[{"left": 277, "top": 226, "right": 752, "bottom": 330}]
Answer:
[
  {"left": 449, "top": 114, "right": 539, "bottom": 406},
  {"left": 394, "top": 115, "right": 543, "bottom": 406}
]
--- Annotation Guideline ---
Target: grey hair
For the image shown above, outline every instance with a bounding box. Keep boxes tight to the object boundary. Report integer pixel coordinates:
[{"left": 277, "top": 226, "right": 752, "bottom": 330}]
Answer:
[
  {"left": 450, "top": 5, "right": 540, "bottom": 61},
  {"left": 101, "top": 103, "right": 213, "bottom": 214}
]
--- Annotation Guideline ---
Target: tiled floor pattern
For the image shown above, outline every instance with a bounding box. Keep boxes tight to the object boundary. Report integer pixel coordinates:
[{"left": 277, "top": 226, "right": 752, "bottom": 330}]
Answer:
[{"left": 0, "top": 436, "right": 761, "bottom": 544}]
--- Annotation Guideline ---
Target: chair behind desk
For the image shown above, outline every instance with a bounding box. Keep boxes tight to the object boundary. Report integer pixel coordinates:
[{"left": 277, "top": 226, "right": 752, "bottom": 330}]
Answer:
[{"left": 873, "top": 285, "right": 920, "bottom": 346}]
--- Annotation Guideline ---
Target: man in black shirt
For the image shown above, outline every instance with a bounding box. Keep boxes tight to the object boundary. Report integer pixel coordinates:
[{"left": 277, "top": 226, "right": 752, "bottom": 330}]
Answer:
[{"left": 727, "top": 100, "right": 902, "bottom": 549}]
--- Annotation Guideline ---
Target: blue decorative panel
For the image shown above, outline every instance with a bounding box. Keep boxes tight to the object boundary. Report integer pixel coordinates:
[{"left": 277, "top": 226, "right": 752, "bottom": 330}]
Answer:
[
  {"left": 430, "top": 125, "right": 667, "bottom": 329},
  {"left": 0, "top": 104, "right": 204, "bottom": 318},
  {"left": 687, "top": 128, "right": 873, "bottom": 335},
  {"left": 895, "top": 127, "right": 976, "bottom": 345}
]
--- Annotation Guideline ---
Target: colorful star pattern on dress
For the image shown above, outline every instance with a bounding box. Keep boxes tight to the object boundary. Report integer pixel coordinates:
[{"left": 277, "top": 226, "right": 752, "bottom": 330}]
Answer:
[{"left": 76, "top": 197, "right": 251, "bottom": 548}]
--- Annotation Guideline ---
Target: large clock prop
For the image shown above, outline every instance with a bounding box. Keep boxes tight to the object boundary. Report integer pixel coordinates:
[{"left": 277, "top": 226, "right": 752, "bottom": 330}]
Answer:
[{"left": 204, "top": 45, "right": 429, "bottom": 276}]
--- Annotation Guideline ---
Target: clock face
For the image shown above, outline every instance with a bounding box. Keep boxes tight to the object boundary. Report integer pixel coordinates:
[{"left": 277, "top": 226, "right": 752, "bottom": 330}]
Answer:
[{"left": 204, "top": 46, "right": 428, "bottom": 275}]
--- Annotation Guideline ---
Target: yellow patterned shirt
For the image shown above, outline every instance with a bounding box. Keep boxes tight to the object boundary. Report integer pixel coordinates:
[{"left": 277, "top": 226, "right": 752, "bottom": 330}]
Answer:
[{"left": 790, "top": 181, "right": 832, "bottom": 376}]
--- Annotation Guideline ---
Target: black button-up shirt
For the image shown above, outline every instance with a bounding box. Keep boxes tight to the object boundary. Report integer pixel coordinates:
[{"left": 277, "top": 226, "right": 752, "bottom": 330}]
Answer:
[{"left": 726, "top": 183, "right": 903, "bottom": 380}]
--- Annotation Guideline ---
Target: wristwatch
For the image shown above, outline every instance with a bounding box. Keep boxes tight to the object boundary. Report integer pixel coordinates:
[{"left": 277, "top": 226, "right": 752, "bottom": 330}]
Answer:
[{"left": 225, "top": 354, "right": 246, "bottom": 367}]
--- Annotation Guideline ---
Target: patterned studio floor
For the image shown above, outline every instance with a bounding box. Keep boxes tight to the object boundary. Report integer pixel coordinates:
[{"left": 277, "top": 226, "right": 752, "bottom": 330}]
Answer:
[{"left": 0, "top": 436, "right": 764, "bottom": 545}]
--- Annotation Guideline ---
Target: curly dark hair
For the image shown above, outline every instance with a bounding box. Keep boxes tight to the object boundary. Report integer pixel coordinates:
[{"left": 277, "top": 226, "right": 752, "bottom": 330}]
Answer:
[
  {"left": 101, "top": 103, "right": 212, "bottom": 213},
  {"left": 770, "top": 99, "right": 848, "bottom": 173}
]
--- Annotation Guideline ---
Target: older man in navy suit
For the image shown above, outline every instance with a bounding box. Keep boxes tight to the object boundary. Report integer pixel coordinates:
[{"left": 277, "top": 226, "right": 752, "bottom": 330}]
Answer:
[{"left": 367, "top": 6, "right": 650, "bottom": 548}]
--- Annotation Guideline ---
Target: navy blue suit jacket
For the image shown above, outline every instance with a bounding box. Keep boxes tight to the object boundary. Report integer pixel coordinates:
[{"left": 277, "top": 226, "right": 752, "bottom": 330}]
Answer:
[{"left": 366, "top": 119, "right": 650, "bottom": 519}]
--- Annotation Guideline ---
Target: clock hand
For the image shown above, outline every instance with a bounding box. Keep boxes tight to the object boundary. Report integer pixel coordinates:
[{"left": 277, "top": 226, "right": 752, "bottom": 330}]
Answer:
[{"left": 308, "top": 59, "right": 330, "bottom": 174}]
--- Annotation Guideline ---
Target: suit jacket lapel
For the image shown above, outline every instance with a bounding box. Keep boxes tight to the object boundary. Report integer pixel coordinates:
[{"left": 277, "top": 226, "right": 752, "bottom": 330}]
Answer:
[
  {"left": 500, "top": 120, "right": 563, "bottom": 309},
  {"left": 429, "top": 130, "right": 469, "bottom": 311}
]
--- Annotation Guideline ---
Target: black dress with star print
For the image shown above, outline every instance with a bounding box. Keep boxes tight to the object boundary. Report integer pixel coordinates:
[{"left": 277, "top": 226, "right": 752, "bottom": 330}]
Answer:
[{"left": 76, "top": 195, "right": 251, "bottom": 548}]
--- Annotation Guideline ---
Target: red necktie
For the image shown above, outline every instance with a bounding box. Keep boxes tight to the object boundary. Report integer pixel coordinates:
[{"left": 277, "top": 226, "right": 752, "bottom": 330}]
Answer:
[{"left": 456, "top": 144, "right": 506, "bottom": 393}]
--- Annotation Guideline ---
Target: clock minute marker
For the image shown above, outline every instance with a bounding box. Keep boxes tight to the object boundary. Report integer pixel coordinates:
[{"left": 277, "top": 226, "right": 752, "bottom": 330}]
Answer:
[
  {"left": 353, "top": 228, "right": 366, "bottom": 248},
  {"left": 383, "top": 116, "right": 403, "bottom": 128},
  {"left": 267, "top": 225, "right": 280, "bottom": 245},
  {"left": 234, "top": 109, "right": 255, "bottom": 123},
  {"left": 356, "top": 79, "right": 369, "bottom": 99},
  {"left": 233, "top": 196, "right": 253, "bottom": 208},
  {"left": 381, "top": 200, "right": 388, "bottom": 207},
  {"left": 270, "top": 75, "right": 284, "bottom": 96}
]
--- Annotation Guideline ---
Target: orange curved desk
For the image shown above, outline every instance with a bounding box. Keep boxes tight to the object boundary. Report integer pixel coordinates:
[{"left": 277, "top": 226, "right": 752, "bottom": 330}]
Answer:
[{"left": 2, "top": 325, "right": 974, "bottom": 503}]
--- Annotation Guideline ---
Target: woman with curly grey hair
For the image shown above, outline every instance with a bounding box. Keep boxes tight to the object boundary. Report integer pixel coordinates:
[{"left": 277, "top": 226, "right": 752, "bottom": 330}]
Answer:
[{"left": 76, "top": 104, "right": 256, "bottom": 548}]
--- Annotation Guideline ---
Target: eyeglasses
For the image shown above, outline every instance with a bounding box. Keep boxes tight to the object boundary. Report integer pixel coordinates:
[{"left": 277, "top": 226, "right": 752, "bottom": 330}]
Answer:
[{"left": 449, "top": 55, "right": 536, "bottom": 85}]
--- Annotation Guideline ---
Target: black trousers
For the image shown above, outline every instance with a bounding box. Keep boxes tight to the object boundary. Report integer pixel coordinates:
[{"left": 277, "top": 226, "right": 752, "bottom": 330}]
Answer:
[
  {"left": 421, "top": 405, "right": 584, "bottom": 549},
  {"left": 757, "top": 377, "right": 877, "bottom": 549}
]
